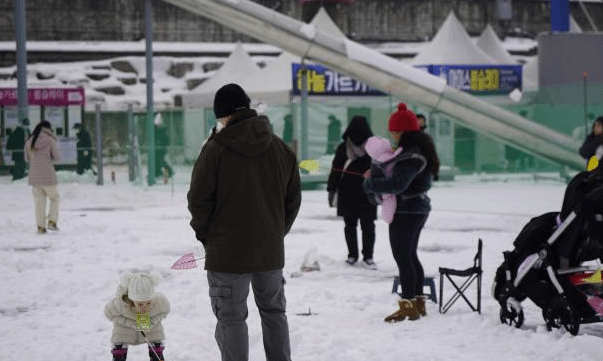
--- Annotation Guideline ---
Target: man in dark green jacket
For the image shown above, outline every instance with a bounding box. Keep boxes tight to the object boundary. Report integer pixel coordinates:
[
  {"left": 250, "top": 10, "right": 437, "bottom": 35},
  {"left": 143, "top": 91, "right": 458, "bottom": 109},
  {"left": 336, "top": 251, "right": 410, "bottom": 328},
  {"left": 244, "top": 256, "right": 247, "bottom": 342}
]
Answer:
[
  {"left": 73, "top": 123, "right": 93, "bottom": 175},
  {"left": 6, "top": 118, "right": 29, "bottom": 181},
  {"left": 187, "top": 83, "right": 301, "bottom": 361}
]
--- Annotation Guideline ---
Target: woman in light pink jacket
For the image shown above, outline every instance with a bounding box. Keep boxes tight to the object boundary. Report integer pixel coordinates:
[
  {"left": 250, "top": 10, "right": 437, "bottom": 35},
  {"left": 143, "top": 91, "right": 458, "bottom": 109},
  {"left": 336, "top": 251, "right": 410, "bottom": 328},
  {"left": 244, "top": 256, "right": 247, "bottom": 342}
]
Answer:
[{"left": 24, "top": 120, "right": 61, "bottom": 234}]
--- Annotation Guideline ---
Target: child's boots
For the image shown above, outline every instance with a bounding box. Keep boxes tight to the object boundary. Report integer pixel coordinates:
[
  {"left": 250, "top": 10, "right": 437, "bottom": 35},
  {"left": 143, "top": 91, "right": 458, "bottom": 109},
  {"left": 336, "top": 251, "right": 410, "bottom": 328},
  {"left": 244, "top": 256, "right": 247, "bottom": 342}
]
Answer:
[
  {"left": 149, "top": 342, "right": 165, "bottom": 361},
  {"left": 111, "top": 345, "right": 127, "bottom": 361}
]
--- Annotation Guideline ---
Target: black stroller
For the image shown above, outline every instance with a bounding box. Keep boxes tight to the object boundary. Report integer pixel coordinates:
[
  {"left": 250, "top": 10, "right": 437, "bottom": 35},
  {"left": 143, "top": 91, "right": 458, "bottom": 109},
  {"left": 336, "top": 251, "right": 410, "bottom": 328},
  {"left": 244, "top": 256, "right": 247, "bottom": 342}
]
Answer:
[{"left": 492, "top": 170, "right": 603, "bottom": 335}]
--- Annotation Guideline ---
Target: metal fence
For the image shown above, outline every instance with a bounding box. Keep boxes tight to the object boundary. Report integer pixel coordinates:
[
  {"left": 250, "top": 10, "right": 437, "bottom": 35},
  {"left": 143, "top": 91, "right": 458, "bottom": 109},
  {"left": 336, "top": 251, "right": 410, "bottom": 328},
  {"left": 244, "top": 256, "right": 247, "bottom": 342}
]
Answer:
[{"left": 68, "top": 91, "right": 602, "bottom": 185}]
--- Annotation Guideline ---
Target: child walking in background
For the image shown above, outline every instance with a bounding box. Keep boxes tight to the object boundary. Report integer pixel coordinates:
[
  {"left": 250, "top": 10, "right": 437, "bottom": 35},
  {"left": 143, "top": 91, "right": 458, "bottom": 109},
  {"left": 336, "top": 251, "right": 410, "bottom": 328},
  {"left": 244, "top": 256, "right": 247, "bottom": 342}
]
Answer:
[{"left": 105, "top": 273, "right": 170, "bottom": 361}]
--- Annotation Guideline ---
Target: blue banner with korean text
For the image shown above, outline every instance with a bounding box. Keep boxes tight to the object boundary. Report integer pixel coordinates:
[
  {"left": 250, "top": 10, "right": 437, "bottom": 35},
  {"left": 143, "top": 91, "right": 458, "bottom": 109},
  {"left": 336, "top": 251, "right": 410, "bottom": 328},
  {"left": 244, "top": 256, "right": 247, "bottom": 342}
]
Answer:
[
  {"left": 292, "top": 63, "right": 385, "bottom": 96},
  {"left": 426, "top": 64, "right": 522, "bottom": 95}
]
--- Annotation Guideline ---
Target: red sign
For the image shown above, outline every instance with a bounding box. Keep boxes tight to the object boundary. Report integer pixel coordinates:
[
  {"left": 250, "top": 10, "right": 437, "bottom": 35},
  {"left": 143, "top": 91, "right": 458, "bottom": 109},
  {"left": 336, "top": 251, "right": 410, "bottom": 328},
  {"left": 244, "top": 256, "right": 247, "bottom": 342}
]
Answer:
[{"left": 0, "top": 87, "right": 85, "bottom": 106}]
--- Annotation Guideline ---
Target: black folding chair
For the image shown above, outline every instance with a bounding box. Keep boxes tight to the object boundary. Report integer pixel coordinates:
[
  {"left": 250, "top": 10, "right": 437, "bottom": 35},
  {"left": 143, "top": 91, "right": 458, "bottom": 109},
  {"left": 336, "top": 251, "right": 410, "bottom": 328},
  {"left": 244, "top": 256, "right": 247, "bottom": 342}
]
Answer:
[{"left": 438, "top": 239, "right": 483, "bottom": 314}]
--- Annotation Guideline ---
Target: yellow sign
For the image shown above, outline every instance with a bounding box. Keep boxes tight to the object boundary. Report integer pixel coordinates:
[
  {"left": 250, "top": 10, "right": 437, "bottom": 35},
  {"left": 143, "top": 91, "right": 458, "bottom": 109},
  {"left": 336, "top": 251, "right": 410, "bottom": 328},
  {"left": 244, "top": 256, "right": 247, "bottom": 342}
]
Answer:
[
  {"left": 470, "top": 69, "right": 500, "bottom": 92},
  {"left": 298, "top": 159, "right": 322, "bottom": 174},
  {"left": 587, "top": 155, "right": 599, "bottom": 171},
  {"left": 135, "top": 313, "right": 151, "bottom": 331},
  {"left": 582, "top": 269, "right": 602, "bottom": 285},
  {"left": 296, "top": 69, "right": 326, "bottom": 93}
]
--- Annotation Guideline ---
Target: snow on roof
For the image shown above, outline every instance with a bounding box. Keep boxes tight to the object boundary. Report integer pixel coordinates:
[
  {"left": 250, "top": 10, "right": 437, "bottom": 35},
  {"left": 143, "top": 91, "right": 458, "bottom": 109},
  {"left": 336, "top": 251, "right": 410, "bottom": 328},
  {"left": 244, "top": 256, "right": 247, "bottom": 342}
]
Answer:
[
  {"left": 476, "top": 25, "right": 517, "bottom": 64},
  {"left": 410, "top": 11, "right": 497, "bottom": 66}
]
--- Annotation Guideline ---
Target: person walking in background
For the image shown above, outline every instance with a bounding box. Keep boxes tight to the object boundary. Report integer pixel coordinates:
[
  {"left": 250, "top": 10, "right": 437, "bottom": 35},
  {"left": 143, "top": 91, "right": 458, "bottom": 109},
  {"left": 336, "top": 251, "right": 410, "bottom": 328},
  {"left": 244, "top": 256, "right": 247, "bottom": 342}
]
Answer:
[
  {"left": 364, "top": 103, "right": 439, "bottom": 322},
  {"left": 154, "top": 114, "right": 174, "bottom": 180},
  {"left": 327, "top": 115, "right": 377, "bottom": 269},
  {"left": 579, "top": 116, "right": 603, "bottom": 169},
  {"left": 104, "top": 272, "right": 170, "bottom": 361},
  {"left": 6, "top": 118, "right": 30, "bottom": 181},
  {"left": 73, "top": 123, "right": 94, "bottom": 175},
  {"left": 24, "top": 120, "right": 61, "bottom": 234},
  {"left": 282, "top": 113, "right": 294, "bottom": 150},
  {"left": 416, "top": 113, "right": 427, "bottom": 131},
  {"left": 326, "top": 114, "right": 342, "bottom": 155},
  {"left": 187, "top": 83, "right": 301, "bottom": 361}
]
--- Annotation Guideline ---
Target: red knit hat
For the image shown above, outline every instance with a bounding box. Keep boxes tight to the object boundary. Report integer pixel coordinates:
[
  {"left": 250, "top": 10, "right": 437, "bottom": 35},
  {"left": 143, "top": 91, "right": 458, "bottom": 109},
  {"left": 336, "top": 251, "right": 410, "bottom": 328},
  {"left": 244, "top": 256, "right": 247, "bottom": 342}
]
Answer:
[{"left": 388, "top": 103, "right": 420, "bottom": 132}]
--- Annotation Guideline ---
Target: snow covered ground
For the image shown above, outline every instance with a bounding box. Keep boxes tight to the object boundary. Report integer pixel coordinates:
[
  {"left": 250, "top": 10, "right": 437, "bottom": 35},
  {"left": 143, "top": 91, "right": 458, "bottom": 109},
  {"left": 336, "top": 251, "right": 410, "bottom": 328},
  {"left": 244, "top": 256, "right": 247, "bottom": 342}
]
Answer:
[{"left": 2, "top": 167, "right": 603, "bottom": 361}]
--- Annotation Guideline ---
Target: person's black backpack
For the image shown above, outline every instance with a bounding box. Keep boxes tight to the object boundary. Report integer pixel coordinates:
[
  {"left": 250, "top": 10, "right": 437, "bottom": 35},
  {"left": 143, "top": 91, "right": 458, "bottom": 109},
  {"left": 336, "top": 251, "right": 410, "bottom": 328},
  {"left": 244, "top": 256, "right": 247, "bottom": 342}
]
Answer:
[{"left": 512, "top": 212, "right": 558, "bottom": 255}]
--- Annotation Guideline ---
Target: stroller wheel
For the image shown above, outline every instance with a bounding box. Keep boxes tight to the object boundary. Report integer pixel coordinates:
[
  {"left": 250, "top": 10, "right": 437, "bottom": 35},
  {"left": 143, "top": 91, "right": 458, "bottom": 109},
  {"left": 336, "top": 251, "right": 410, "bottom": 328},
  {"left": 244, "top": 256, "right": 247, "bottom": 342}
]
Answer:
[
  {"left": 542, "top": 298, "right": 580, "bottom": 336},
  {"left": 499, "top": 306, "right": 524, "bottom": 328}
]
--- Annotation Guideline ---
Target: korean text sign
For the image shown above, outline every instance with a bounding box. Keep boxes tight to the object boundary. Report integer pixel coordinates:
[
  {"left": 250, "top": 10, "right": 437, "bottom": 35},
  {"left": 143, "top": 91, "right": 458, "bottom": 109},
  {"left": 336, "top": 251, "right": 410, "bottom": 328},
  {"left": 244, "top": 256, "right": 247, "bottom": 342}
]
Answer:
[{"left": 292, "top": 63, "right": 385, "bottom": 96}]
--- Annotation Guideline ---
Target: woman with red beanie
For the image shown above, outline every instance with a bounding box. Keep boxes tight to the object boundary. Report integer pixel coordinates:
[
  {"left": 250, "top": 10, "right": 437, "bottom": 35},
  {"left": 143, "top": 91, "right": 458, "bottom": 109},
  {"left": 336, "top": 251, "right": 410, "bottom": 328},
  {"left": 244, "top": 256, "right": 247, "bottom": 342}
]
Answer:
[{"left": 363, "top": 103, "right": 440, "bottom": 322}]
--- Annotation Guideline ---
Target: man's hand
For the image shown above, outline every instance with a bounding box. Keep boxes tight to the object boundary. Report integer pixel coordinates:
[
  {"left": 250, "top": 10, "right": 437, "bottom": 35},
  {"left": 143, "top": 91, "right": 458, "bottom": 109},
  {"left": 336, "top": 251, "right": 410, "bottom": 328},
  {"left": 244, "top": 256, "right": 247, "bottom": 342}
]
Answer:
[{"left": 328, "top": 191, "right": 336, "bottom": 207}]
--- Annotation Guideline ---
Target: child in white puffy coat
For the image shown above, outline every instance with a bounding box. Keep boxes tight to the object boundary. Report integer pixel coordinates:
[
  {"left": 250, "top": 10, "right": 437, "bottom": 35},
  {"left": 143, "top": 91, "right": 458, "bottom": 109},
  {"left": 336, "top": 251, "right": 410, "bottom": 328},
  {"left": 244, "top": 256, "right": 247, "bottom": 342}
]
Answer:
[{"left": 104, "top": 273, "right": 170, "bottom": 361}]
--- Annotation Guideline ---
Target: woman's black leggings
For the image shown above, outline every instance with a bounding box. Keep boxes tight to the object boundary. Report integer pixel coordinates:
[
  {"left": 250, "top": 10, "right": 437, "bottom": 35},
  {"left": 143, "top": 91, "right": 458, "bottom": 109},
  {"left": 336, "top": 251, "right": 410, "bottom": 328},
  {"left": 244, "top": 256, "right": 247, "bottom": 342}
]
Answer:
[{"left": 389, "top": 213, "right": 429, "bottom": 299}]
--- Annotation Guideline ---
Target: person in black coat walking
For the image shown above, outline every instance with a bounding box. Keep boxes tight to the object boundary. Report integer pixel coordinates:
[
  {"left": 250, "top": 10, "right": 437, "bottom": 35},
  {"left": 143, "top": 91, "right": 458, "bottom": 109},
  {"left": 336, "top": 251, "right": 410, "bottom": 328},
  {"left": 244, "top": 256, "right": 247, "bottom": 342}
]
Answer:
[
  {"left": 6, "top": 118, "right": 30, "bottom": 181},
  {"left": 154, "top": 114, "right": 174, "bottom": 179},
  {"left": 327, "top": 115, "right": 377, "bottom": 269},
  {"left": 579, "top": 116, "right": 603, "bottom": 168},
  {"left": 73, "top": 123, "right": 94, "bottom": 175}
]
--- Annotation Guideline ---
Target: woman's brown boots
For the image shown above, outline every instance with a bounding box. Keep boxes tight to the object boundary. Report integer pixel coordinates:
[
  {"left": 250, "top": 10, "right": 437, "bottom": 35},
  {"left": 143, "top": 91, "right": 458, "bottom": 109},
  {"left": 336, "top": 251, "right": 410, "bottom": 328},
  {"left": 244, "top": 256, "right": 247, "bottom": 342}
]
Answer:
[
  {"left": 384, "top": 299, "right": 420, "bottom": 322},
  {"left": 384, "top": 295, "right": 428, "bottom": 322},
  {"left": 414, "top": 295, "right": 427, "bottom": 317}
]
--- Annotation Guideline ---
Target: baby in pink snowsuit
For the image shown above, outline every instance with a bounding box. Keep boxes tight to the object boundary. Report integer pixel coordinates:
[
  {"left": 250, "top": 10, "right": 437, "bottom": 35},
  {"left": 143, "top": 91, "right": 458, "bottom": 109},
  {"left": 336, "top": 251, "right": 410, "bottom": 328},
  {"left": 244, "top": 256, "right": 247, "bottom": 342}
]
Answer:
[{"left": 364, "top": 135, "right": 403, "bottom": 224}]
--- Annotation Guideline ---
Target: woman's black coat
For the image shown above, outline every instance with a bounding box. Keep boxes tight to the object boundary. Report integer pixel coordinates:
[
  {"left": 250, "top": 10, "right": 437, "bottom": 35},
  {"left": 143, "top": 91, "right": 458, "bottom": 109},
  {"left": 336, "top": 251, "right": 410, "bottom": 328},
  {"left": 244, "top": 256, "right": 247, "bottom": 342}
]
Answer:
[{"left": 327, "top": 119, "right": 376, "bottom": 219}]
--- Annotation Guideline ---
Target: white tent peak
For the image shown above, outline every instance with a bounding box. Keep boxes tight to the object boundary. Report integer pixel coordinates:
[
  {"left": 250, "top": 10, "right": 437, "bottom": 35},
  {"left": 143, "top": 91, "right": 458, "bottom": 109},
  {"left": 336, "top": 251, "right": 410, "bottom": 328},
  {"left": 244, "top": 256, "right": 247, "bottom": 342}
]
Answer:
[
  {"left": 238, "top": 50, "right": 301, "bottom": 105},
  {"left": 523, "top": 56, "right": 539, "bottom": 91},
  {"left": 570, "top": 15, "right": 583, "bottom": 33},
  {"left": 310, "top": 7, "right": 346, "bottom": 38},
  {"left": 476, "top": 24, "right": 517, "bottom": 64},
  {"left": 182, "top": 42, "right": 260, "bottom": 107},
  {"left": 411, "top": 11, "right": 496, "bottom": 65},
  {"left": 195, "top": 42, "right": 259, "bottom": 91}
]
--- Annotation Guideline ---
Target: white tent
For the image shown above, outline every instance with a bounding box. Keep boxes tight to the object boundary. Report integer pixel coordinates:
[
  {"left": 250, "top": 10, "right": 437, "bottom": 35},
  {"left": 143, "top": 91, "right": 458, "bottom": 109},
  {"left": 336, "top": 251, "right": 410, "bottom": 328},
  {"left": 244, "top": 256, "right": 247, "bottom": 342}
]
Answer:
[
  {"left": 181, "top": 42, "right": 260, "bottom": 108},
  {"left": 237, "top": 7, "right": 343, "bottom": 105},
  {"left": 523, "top": 57, "right": 538, "bottom": 91},
  {"left": 238, "top": 51, "right": 300, "bottom": 105},
  {"left": 411, "top": 11, "right": 496, "bottom": 65},
  {"left": 570, "top": 15, "right": 583, "bottom": 33},
  {"left": 310, "top": 7, "right": 346, "bottom": 38},
  {"left": 476, "top": 25, "right": 517, "bottom": 64}
]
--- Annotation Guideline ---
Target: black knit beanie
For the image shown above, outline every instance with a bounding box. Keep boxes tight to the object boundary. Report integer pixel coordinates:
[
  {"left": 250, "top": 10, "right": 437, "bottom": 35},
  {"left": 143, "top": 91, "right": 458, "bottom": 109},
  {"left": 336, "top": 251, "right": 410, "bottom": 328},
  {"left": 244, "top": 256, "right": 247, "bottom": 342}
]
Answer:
[{"left": 213, "top": 83, "right": 251, "bottom": 119}]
